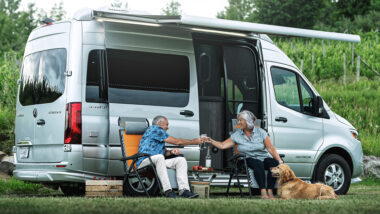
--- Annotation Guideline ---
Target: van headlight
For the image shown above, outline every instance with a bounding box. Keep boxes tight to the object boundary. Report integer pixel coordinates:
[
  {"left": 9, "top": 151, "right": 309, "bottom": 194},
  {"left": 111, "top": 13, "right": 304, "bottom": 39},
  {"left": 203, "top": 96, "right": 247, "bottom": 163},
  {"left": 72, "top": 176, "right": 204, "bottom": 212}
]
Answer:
[{"left": 350, "top": 130, "right": 359, "bottom": 140}]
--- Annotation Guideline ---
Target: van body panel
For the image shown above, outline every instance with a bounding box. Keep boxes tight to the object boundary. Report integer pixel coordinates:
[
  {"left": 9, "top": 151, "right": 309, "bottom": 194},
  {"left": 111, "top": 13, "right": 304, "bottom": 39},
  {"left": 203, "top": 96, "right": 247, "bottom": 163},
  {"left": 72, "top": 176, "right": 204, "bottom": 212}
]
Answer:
[
  {"left": 82, "top": 21, "right": 105, "bottom": 45},
  {"left": 104, "top": 23, "right": 200, "bottom": 174},
  {"left": 261, "top": 40, "right": 297, "bottom": 69},
  {"left": 314, "top": 111, "right": 363, "bottom": 177},
  {"left": 265, "top": 61, "right": 323, "bottom": 177},
  {"left": 15, "top": 22, "right": 70, "bottom": 164},
  {"left": 81, "top": 44, "right": 109, "bottom": 175},
  {"left": 13, "top": 145, "right": 84, "bottom": 181},
  {"left": 66, "top": 21, "right": 84, "bottom": 104}
]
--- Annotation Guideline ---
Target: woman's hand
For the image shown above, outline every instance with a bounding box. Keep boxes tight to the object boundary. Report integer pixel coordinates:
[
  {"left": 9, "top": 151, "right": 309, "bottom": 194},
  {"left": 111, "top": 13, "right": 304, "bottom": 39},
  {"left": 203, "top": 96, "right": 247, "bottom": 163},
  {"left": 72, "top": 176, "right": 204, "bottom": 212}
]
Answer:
[{"left": 203, "top": 137, "right": 212, "bottom": 143}]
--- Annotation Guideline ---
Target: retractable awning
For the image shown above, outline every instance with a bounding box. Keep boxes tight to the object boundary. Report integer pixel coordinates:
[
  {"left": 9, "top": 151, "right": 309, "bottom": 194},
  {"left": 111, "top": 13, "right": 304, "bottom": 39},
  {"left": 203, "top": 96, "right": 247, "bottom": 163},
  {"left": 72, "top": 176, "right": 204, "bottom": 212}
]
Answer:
[{"left": 92, "top": 9, "right": 360, "bottom": 43}]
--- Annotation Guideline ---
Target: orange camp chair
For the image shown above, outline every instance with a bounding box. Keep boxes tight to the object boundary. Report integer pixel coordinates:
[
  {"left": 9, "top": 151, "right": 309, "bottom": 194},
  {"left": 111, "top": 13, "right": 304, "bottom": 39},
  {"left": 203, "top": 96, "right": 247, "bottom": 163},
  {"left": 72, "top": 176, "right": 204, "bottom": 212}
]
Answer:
[{"left": 118, "top": 117, "right": 164, "bottom": 197}]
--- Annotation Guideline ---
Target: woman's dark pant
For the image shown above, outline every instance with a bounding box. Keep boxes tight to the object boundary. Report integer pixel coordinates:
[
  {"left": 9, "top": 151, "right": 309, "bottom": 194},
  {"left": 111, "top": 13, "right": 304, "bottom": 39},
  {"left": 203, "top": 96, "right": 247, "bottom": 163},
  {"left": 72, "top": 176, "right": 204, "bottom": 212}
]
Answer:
[{"left": 244, "top": 158, "right": 279, "bottom": 189}]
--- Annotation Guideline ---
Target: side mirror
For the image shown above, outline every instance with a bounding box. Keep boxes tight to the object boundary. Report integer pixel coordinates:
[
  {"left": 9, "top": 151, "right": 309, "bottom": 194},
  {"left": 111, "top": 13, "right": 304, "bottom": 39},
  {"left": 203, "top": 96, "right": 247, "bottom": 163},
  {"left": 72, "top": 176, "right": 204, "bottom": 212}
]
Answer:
[{"left": 313, "top": 96, "right": 324, "bottom": 116}]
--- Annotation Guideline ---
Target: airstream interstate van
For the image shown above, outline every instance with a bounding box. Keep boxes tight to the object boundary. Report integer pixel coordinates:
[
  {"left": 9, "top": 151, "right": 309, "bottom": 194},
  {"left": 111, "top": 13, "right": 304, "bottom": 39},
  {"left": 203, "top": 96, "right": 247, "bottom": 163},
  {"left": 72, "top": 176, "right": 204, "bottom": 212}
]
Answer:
[{"left": 13, "top": 8, "right": 363, "bottom": 196}]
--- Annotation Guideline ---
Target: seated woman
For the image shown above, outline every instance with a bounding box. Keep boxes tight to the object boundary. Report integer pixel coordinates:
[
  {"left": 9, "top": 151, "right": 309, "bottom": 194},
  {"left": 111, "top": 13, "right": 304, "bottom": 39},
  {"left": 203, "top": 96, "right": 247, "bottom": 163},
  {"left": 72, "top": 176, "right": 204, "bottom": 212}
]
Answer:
[{"left": 206, "top": 110, "right": 283, "bottom": 199}]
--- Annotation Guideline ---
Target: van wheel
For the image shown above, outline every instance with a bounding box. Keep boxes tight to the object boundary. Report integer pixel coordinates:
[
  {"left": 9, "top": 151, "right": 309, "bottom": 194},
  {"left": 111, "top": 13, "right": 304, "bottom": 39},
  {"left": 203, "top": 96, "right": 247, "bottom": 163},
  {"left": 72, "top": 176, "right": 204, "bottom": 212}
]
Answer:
[
  {"left": 60, "top": 183, "right": 85, "bottom": 196},
  {"left": 315, "top": 154, "right": 351, "bottom": 195},
  {"left": 123, "top": 174, "right": 160, "bottom": 196}
]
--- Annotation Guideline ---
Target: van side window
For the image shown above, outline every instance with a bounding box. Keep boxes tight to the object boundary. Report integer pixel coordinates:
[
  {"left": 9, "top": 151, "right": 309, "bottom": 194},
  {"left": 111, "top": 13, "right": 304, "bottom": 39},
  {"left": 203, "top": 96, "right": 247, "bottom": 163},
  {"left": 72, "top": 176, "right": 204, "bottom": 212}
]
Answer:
[
  {"left": 86, "top": 50, "right": 108, "bottom": 103},
  {"left": 271, "top": 67, "right": 301, "bottom": 112},
  {"left": 19, "top": 48, "right": 66, "bottom": 106},
  {"left": 270, "top": 67, "right": 316, "bottom": 115},
  {"left": 106, "top": 49, "right": 190, "bottom": 107}
]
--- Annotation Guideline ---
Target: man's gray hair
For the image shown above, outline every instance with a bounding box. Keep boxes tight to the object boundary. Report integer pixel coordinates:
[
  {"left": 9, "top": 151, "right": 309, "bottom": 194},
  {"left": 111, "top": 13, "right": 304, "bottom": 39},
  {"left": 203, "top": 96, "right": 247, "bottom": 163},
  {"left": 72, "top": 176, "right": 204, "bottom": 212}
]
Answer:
[
  {"left": 152, "top": 115, "right": 167, "bottom": 125},
  {"left": 238, "top": 110, "right": 257, "bottom": 129}
]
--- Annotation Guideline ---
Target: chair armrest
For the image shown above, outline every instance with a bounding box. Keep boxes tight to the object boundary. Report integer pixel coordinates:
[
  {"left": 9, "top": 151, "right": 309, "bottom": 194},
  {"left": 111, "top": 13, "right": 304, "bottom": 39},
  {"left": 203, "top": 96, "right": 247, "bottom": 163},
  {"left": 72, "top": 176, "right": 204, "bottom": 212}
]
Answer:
[
  {"left": 120, "top": 153, "right": 151, "bottom": 161},
  {"left": 226, "top": 153, "right": 247, "bottom": 162}
]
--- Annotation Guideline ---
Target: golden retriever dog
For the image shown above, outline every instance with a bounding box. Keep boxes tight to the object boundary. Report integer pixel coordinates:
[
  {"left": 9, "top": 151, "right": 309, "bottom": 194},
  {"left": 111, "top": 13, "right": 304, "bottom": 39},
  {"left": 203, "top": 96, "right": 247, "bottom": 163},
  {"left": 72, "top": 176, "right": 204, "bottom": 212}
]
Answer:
[{"left": 271, "top": 164, "right": 338, "bottom": 199}]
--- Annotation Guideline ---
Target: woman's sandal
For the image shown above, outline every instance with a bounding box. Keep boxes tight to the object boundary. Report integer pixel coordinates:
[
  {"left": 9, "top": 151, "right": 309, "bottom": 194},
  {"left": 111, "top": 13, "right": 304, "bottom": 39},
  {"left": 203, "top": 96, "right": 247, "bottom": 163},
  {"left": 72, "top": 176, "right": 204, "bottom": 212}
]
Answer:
[
  {"left": 261, "top": 191, "right": 269, "bottom": 199},
  {"left": 267, "top": 192, "right": 275, "bottom": 199}
]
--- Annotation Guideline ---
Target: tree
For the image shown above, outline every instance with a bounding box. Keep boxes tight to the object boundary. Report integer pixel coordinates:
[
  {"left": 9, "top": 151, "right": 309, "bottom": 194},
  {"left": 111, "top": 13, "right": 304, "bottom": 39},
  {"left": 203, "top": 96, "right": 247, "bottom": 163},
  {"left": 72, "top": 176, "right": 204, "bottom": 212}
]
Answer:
[
  {"left": 38, "top": 1, "right": 67, "bottom": 22},
  {"left": 162, "top": 1, "right": 181, "bottom": 16},
  {"left": 333, "top": 0, "right": 372, "bottom": 21},
  {"left": 254, "top": 0, "right": 324, "bottom": 29},
  {"left": 50, "top": 1, "right": 66, "bottom": 21},
  {"left": 0, "top": 0, "right": 38, "bottom": 55},
  {"left": 218, "top": 0, "right": 324, "bottom": 29},
  {"left": 217, "top": 0, "right": 255, "bottom": 22}
]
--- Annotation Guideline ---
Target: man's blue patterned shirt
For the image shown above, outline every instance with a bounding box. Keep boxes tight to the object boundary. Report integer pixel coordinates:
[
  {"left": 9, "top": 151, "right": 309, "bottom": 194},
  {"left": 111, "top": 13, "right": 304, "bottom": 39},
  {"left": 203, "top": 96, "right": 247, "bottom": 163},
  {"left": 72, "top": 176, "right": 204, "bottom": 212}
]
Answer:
[{"left": 135, "top": 125, "right": 170, "bottom": 166}]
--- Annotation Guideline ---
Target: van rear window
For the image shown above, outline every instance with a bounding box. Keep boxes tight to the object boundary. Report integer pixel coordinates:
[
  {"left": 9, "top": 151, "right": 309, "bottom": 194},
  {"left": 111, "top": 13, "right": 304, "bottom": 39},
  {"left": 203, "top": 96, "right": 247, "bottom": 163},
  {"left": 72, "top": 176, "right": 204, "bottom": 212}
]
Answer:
[
  {"left": 107, "top": 49, "right": 190, "bottom": 107},
  {"left": 19, "top": 49, "right": 66, "bottom": 106}
]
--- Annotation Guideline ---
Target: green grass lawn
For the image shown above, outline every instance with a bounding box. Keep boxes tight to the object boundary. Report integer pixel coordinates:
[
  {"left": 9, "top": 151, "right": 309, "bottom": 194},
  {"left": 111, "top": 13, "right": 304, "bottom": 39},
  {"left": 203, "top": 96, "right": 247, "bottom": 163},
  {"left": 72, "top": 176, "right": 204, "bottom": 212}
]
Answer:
[{"left": 0, "top": 179, "right": 380, "bottom": 214}]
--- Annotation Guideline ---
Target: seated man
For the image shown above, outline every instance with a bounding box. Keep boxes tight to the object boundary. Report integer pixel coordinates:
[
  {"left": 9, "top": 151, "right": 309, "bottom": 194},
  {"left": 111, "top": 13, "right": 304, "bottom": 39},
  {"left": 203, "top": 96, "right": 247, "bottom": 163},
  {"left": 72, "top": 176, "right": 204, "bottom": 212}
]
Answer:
[{"left": 135, "top": 115, "right": 203, "bottom": 198}]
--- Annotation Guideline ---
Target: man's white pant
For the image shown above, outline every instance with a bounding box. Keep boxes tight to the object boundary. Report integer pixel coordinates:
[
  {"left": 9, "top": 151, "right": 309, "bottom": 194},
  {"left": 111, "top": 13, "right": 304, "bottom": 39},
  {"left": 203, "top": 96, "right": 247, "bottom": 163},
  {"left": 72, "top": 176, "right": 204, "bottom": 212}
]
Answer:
[{"left": 138, "top": 154, "right": 190, "bottom": 192}]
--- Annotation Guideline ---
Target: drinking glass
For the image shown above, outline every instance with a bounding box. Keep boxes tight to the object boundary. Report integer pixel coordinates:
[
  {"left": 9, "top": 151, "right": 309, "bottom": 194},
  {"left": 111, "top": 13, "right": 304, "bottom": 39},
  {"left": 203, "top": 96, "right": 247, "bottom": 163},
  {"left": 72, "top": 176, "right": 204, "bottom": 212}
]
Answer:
[{"left": 200, "top": 134, "right": 207, "bottom": 149}]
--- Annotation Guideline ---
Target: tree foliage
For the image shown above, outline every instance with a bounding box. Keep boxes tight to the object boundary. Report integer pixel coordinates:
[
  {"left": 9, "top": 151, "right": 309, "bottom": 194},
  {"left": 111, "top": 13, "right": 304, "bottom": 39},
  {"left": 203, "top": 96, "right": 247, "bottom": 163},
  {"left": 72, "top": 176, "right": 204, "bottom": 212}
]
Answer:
[
  {"left": 218, "top": 0, "right": 380, "bottom": 32},
  {"left": 218, "top": 0, "right": 324, "bottom": 29},
  {"left": 162, "top": 1, "right": 181, "bottom": 16},
  {"left": 0, "top": 0, "right": 37, "bottom": 55},
  {"left": 217, "top": 0, "right": 255, "bottom": 22},
  {"left": 38, "top": 1, "right": 67, "bottom": 22}
]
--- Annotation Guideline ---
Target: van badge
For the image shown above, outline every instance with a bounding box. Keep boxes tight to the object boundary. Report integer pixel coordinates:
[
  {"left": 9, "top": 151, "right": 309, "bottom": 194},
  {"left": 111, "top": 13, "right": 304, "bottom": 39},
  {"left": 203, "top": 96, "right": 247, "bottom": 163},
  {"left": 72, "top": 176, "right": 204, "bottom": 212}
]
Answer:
[{"left": 33, "top": 108, "right": 37, "bottom": 118}]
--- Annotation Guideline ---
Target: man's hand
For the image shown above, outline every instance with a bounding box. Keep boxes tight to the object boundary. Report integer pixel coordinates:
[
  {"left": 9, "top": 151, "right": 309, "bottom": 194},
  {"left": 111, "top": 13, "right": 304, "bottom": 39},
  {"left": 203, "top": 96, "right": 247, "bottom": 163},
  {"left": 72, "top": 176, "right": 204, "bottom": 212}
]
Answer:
[
  {"left": 170, "top": 148, "right": 180, "bottom": 155},
  {"left": 192, "top": 137, "right": 203, "bottom": 145}
]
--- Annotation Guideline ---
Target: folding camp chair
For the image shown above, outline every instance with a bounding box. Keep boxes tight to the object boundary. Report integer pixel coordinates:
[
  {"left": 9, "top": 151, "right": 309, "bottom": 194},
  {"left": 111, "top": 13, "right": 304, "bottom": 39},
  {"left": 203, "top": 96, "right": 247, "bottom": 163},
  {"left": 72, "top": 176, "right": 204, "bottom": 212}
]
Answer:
[
  {"left": 226, "top": 148, "right": 285, "bottom": 198},
  {"left": 119, "top": 117, "right": 164, "bottom": 197},
  {"left": 226, "top": 120, "right": 284, "bottom": 198},
  {"left": 119, "top": 117, "right": 178, "bottom": 197}
]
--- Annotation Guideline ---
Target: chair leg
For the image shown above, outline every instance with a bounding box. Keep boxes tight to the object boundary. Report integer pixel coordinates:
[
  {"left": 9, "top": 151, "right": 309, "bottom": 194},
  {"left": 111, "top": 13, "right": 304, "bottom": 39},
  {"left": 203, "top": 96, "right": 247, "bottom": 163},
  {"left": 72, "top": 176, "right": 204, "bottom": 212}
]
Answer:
[
  {"left": 235, "top": 172, "right": 243, "bottom": 197},
  {"left": 226, "top": 172, "right": 233, "bottom": 196},
  {"left": 244, "top": 158, "right": 252, "bottom": 199}
]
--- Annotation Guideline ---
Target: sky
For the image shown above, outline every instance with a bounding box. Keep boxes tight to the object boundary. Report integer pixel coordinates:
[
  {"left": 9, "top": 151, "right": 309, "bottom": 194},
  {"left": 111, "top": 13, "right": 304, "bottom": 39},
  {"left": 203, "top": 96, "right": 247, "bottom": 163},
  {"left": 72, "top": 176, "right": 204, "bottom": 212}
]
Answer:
[{"left": 20, "top": 0, "right": 229, "bottom": 19}]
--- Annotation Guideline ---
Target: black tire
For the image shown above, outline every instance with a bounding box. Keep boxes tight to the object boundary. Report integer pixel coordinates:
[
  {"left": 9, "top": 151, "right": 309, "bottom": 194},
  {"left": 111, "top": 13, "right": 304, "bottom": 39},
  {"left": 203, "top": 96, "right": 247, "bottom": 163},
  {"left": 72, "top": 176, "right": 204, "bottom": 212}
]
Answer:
[
  {"left": 123, "top": 173, "right": 160, "bottom": 197},
  {"left": 315, "top": 154, "right": 351, "bottom": 195},
  {"left": 60, "top": 183, "right": 85, "bottom": 196}
]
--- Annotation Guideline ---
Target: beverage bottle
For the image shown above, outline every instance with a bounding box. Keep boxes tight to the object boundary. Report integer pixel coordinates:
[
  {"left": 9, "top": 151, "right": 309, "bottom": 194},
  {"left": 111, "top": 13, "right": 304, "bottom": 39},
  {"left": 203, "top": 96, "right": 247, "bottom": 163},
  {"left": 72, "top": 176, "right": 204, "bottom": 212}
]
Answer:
[{"left": 205, "top": 146, "right": 212, "bottom": 168}]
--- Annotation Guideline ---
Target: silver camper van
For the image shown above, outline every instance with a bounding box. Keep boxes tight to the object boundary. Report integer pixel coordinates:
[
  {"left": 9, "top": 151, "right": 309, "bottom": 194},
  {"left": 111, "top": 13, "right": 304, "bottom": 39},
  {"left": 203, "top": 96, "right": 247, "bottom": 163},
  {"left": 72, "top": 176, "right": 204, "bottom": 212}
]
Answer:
[{"left": 13, "top": 8, "right": 363, "bottom": 196}]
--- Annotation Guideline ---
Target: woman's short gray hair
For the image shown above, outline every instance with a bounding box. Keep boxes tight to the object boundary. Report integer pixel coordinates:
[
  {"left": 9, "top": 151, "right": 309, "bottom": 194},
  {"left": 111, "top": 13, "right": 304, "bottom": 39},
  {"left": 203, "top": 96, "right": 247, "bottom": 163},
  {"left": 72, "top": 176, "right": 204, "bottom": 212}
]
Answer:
[
  {"left": 238, "top": 110, "right": 257, "bottom": 129},
  {"left": 152, "top": 115, "right": 167, "bottom": 125}
]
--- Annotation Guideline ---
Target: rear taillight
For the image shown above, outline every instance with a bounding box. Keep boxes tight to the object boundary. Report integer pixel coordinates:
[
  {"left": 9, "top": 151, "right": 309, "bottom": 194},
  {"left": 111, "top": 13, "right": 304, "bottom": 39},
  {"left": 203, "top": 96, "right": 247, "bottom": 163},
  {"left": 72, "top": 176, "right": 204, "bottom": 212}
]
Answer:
[{"left": 64, "top": 102, "right": 82, "bottom": 144}]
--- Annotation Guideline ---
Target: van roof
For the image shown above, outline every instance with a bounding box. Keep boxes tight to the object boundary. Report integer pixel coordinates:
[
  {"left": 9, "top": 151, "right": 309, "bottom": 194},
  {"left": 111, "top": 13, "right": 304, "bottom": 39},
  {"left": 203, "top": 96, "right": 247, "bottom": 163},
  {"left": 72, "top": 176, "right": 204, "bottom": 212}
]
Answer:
[{"left": 73, "top": 8, "right": 360, "bottom": 43}]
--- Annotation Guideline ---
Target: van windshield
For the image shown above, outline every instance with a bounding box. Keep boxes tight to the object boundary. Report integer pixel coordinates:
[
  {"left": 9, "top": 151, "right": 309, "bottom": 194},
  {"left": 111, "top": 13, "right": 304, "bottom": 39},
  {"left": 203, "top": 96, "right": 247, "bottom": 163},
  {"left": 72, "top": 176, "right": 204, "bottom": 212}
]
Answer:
[{"left": 19, "top": 48, "right": 67, "bottom": 106}]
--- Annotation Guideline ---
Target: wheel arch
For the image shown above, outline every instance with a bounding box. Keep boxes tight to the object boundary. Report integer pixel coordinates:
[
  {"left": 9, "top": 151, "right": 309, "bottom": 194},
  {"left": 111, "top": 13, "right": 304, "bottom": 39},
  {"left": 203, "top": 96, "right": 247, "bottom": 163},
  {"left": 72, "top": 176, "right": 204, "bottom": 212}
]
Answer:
[{"left": 312, "top": 147, "right": 353, "bottom": 181}]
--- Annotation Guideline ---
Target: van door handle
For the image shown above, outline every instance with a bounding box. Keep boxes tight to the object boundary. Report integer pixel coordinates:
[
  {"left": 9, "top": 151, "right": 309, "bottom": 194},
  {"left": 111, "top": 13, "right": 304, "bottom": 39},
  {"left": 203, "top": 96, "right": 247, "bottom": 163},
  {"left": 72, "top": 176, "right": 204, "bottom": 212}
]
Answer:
[
  {"left": 275, "top": 117, "right": 287, "bottom": 123},
  {"left": 37, "top": 119, "right": 45, "bottom": 126},
  {"left": 180, "top": 110, "right": 194, "bottom": 117}
]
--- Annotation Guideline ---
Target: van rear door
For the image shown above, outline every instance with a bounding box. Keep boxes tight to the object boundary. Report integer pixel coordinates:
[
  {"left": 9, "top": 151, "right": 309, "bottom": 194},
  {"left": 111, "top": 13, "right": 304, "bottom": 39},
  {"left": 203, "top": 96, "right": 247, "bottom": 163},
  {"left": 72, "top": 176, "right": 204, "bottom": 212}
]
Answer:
[
  {"left": 15, "top": 23, "right": 69, "bottom": 163},
  {"left": 103, "top": 22, "right": 200, "bottom": 175}
]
